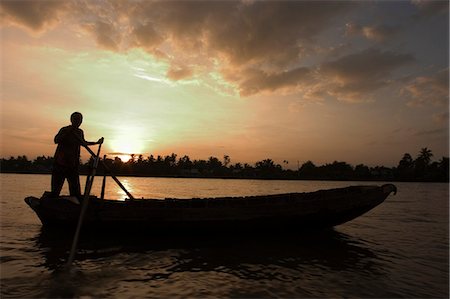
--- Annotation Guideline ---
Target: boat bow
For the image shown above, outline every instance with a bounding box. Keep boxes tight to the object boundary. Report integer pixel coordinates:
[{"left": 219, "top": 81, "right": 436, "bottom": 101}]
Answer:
[{"left": 382, "top": 184, "right": 397, "bottom": 195}]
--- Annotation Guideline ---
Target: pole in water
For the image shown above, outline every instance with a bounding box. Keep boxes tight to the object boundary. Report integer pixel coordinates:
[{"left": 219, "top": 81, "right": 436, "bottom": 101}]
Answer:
[{"left": 66, "top": 143, "right": 102, "bottom": 267}]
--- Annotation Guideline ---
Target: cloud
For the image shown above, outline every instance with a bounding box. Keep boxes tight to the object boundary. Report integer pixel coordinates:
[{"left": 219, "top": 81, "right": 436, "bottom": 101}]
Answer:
[
  {"left": 404, "top": 68, "right": 449, "bottom": 107},
  {"left": 82, "top": 21, "right": 121, "bottom": 51},
  {"left": 166, "top": 65, "right": 194, "bottom": 81},
  {"left": 411, "top": 0, "right": 449, "bottom": 18},
  {"left": 202, "top": 1, "right": 354, "bottom": 67},
  {"left": 127, "top": 1, "right": 356, "bottom": 96},
  {"left": 225, "top": 48, "right": 415, "bottom": 100},
  {"left": 413, "top": 127, "right": 448, "bottom": 136},
  {"left": 0, "top": 0, "right": 358, "bottom": 97},
  {"left": 0, "top": 0, "right": 67, "bottom": 33},
  {"left": 0, "top": 0, "right": 351, "bottom": 96},
  {"left": 433, "top": 112, "right": 449, "bottom": 124},
  {"left": 319, "top": 48, "right": 415, "bottom": 102},
  {"left": 345, "top": 22, "right": 399, "bottom": 42},
  {"left": 225, "top": 67, "right": 313, "bottom": 96},
  {"left": 132, "top": 22, "right": 163, "bottom": 52},
  {"left": 1, "top": 1, "right": 420, "bottom": 101}
]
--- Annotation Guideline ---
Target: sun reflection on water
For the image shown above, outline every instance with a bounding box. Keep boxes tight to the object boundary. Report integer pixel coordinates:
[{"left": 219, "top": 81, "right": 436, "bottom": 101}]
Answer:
[{"left": 113, "top": 178, "right": 133, "bottom": 200}]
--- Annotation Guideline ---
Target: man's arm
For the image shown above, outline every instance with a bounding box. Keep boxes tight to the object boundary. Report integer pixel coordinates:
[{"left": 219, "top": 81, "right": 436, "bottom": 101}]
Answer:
[{"left": 80, "top": 130, "right": 104, "bottom": 146}]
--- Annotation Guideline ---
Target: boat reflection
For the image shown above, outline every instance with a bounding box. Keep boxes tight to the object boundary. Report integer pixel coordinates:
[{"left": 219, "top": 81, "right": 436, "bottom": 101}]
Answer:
[{"left": 35, "top": 228, "right": 384, "bottom": 278}]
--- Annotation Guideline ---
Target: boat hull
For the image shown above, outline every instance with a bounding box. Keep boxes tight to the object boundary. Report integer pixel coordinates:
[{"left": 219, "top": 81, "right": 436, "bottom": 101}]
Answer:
[{"left": 25, "top": 184, "right": 396, "bottom": 234}]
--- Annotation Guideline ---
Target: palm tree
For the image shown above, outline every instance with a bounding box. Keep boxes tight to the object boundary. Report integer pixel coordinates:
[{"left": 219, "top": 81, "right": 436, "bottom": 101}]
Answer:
[
  {"left": 417, "top": 147, "right": 433, "bottom": 166},
  {"left": 414, "top": 147, "right": 434, "bottom": 178},
  {"left": 223, "top": 155, "right": 231, "bottom": 167}
]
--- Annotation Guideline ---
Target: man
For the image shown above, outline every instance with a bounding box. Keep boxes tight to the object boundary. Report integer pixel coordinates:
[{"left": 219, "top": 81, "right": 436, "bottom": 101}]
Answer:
[{"left": 51, "top": 112, "right": 103, "bottom": 198}]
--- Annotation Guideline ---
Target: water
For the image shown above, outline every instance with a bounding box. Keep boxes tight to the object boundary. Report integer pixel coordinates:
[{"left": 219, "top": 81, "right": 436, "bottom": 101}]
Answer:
[{"left": 1, "top": 173, "right": 448, "bottom": 298}]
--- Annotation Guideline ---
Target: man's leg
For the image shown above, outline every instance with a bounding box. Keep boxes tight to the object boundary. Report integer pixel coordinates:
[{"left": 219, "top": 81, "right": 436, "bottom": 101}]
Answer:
[
  {"left": 67, "top": 168, "right": 82, "bottom": 198},
  {"left": 51, "top": 164, "right": 65, "bottom": 197}
]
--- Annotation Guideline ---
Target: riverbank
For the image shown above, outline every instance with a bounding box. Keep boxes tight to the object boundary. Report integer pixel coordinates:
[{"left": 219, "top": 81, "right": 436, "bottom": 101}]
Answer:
[{"left": 1, "top": 170, "right": 447, "bottom": 183}]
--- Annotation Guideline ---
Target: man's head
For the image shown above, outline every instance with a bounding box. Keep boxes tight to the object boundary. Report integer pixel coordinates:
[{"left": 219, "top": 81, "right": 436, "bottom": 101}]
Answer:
[{"left": 70, "top": 112, "right": 83, "bottom": 127}]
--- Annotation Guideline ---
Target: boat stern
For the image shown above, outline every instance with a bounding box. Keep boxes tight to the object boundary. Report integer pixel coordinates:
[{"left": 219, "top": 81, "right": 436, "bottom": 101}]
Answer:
[
  {"left": 24, "top": 195, "right": 46, "bottom": 225},
  {"left": 24, "top": 192, "right": 82, "bottom": 228}
]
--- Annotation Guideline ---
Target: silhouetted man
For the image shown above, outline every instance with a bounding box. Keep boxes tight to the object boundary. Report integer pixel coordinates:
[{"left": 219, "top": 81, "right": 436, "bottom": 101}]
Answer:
[{"left": 51, "top": 112, "right": 103, "bottom": 198}]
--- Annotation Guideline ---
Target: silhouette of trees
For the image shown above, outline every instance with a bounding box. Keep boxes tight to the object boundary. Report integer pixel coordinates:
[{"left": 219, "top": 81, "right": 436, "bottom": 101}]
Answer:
[
  {"left": 298, "top": 161, "right": 317, "bottom": 179},
  {"left": 1, "top": 148, "right": 448, "bottom": 182},
  {"left": 354, "top": 164, "right": 371, "bottom": 179},
  {"left": 392, "top": 148, "right": 447, "bottom": 181},
  {"left": 254, "top": 159, "right": 283, "bottom": 178},
  {"left": 0, "top": 155, "right": 52, "bottom": 172},
  {"left": 178, "top": 155, "right": 193, "bottom": 171},
  {"left": 396, "top": 153, "right": 414, "bottom": 180},
  {"left": 320, "top": 161, "right": 354, "bottom": 180}
]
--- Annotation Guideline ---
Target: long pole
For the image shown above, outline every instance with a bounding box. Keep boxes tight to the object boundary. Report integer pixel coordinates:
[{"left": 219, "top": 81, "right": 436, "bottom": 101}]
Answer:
[
  {"left": 72, "top": 134, "right": 135, "bottom": 200},
  {"left": 84, "top": 160, "right": 93, "bottom": 196},
  {"left": 100, "top": 155, "right": 107, "bottom": 200},
  {"left": 66, "top": 143, "right": 102, "bottom": 267}
]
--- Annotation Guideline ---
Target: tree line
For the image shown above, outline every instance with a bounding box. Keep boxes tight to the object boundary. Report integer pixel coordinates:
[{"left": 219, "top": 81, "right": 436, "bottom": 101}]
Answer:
[{"left": 0, "top": 147, "right": 448, "bottom": 182}]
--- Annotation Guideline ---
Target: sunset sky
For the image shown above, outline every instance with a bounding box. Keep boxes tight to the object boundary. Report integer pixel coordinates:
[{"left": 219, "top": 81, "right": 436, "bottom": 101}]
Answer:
[{"left": 1, "top": 0, "right": 448, "bottom": 168}]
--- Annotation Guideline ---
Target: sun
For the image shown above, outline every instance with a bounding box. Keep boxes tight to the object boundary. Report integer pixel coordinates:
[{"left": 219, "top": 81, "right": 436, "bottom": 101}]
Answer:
[
  {"left": 112, "top": 154, "right": 133, "bottom": 163},
  {"left": 108, "top": 125, "right": 150, "bottom": 161}
]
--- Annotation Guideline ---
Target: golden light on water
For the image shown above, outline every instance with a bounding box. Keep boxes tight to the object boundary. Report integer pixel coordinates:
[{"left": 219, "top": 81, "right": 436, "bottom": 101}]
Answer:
[{"left": 114, "top": 178, "right": 133, "bottom": 201}]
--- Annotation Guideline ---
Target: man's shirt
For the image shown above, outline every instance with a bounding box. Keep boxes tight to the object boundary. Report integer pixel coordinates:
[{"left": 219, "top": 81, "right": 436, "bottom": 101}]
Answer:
[{"left": 54, "top": 126, "right": 85, "bottom": 168}]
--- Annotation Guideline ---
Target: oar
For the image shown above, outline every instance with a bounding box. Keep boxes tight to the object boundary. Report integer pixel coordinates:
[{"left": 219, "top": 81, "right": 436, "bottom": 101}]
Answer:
[
  {"left": 66, "top": 142, "right": 102, "bottom": 267},
  {"left": 72, "top": 133, "right": 135, "bottom": 200}
]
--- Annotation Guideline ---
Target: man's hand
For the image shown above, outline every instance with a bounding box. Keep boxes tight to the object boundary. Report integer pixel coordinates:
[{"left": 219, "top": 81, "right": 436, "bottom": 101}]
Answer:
[{"left": 97, "top": 137, "right": 104, "bottom": 144}]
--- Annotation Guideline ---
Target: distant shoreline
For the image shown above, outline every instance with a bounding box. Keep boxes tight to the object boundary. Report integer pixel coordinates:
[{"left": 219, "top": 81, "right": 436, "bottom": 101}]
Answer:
[
  {"left": 1, "top": 150, "right": 448, "bottom": 183},
  {"left": 1, "top": 170, "right": 447, "bottom": 183}
]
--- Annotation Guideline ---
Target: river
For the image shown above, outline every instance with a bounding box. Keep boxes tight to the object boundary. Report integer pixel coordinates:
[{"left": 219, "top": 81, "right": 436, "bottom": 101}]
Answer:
[{"left": 1, "top": 174, "right": 448, "bottom": 298}]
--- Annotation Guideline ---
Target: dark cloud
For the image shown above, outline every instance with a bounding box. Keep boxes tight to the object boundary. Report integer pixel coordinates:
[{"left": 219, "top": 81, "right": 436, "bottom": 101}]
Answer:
[
  {"left": 127, "top": 1, "right": 355, "bottom": 66},
  {"left": 83, "top": 21, "right": 120, "bottom": 51},
  {"left": 0, "top": 0, "right": 358, "bottom": 95},
  {"left": 0, "top": 0, "right": 67, "bottom": 32},
  {"left": 227, "top": 67, "right": 313, "bottom": 96},
  {"left": 1, "top": 0, "right": 430, "bottom": 102},
  {"left": 132, "top": 22, "right": 163, "bottom": 52},
  {"left": 224, "top": 48, "right": 416, "bottom": 99},
  {"left": 322, "top": 49, "right": 414, "bottom": 82},
  {"left": 123, "top": 0, "right": 355, "bottom": 93},
  {"left": 203, "top": 1, "right": 354, "bottom": 67},
  {"left": 319, "top": 49, "right": 415, "bottom": 102},
  {"left": 345, "top": 23, "right": 399, "bottom": 42},
  {"left": 129, "top": 1, "right": 234, "bottom": 55},
  {"left": 412, "top": 0, "right": 449, "bottom": 18}
]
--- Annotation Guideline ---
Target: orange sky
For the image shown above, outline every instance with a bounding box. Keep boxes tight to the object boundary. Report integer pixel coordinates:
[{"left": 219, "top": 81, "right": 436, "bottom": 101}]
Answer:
[{"left": 1, "top": 1, "right": 448, "bottom": 168}]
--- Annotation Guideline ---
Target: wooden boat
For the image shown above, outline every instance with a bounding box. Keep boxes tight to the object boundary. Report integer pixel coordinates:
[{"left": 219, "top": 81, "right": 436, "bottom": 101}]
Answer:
[{"left": 25, "top": 184, "right": 396, "bottom": 234}]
